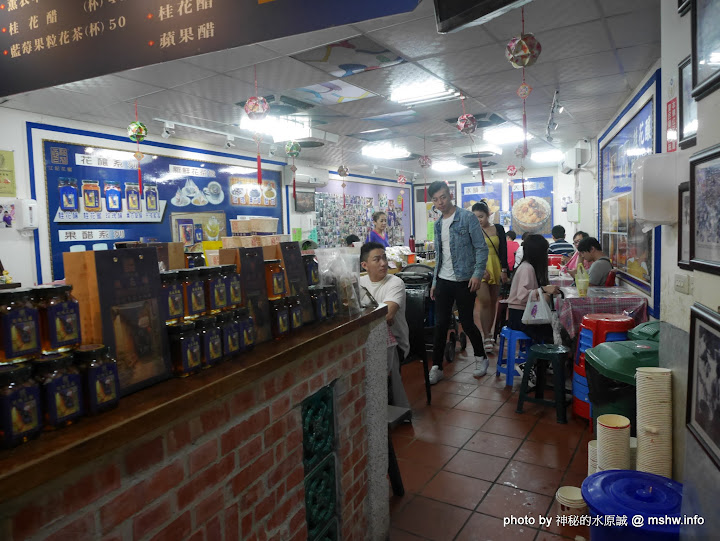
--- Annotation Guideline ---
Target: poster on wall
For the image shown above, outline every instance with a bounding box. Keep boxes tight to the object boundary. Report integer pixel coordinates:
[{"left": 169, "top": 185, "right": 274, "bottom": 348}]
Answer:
[
  {"left": 510, "top": 177, "right": 553, "bottom": 238},
  {"left": 0, "top": 151, "right": 16, "bottom": 197},
  {"left": 43, "top": 141, "right": 282, "bottom": 280},
  {"left": 461, "top": 181, "right": 504, "bottom": 222}
]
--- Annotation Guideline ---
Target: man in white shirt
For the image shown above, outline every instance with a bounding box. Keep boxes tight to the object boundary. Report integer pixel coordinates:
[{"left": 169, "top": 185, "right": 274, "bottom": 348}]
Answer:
[{"left": 358, "top": 242, "right": 410, "bottom": 407}]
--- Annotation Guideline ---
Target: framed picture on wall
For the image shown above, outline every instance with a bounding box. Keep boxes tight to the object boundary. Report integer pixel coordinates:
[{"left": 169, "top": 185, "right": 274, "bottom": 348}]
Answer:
[
  {"left": 679, "top": 56, "right": 698, "bottom": 149},
  {"left": 689, "top": 143, "right": 720, "bottom": 275},
  {"left": 678, "top": 0, "right": 690, "bottom": 15},
  {"left": 691, "top": 0, "right": 720, "bottom": 100},
  {"left": 687, "top": 303, "right": 720, "bottom": 469},
  {"left": 295, "top": 191, "right": 315, "bottom": 213},
  {"left": 678, "top": 182, "right": 692, "bottom": 270}
]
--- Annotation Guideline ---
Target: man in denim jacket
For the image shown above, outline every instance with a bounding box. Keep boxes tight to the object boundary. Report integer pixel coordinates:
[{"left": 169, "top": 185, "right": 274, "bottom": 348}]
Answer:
[{"left": 428, "top": 181, "right": 489, "bottom": 383}]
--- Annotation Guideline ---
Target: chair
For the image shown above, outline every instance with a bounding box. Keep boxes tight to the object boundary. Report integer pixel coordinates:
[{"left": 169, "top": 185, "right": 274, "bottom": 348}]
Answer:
[
  {"left": 387, "top": 405, "right": 412, "bottom": 496},
  {"left": 604, "top": 270, "right": 617, "bottom": 286},
  {"left": 516, "top": 344, "right": 572, "bottom": 423},
  {"left": 496, "top": 326, "right": 532, "bottom": 387},
  {"left": 403, "top": 286, "right": 432, "bottom": 405}
]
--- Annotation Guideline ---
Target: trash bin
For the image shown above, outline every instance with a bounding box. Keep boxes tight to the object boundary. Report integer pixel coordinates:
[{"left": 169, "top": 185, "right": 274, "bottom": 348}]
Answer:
[
  {"left": 581, "top": 470, "right": 683, "bottom": 541},
  {"left": 585, "top": 340, "right": 659, "bottom": 435},
  {"left": 627, "top": 321, "right": 661, "bottom": 342}
]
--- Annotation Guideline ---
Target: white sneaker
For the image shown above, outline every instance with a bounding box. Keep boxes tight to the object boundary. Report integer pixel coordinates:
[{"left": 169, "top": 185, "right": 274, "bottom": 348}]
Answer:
[
  {"left": 428, "top": 366, "right": 444, "bottom": 385},
  {"left": 484, "top": 338, "right": 495, "bottom": 353},
  {"left": 473, "top": 357, "right": 489, "bottom": 378}
]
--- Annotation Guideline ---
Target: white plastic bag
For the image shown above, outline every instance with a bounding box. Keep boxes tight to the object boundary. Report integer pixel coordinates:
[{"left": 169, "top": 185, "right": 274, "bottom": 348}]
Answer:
[{"left": 521, "top": 288, "right": 552, "bottom": 325}]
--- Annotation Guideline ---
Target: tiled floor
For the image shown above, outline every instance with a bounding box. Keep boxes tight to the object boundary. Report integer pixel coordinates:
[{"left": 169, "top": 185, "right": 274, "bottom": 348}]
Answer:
[{"left": 389, "top": 343, "right": 593, "bottom": 541}]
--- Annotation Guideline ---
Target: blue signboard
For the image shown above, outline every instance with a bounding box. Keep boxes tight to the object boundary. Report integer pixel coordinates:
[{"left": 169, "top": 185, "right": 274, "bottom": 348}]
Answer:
[
  {"left": 43, "top": 140, "right": 282, "bottom": 280},
  {"left": 460, "top": 181, "right": 505, "bottom": 219},
  {"left": 510, "top": 176, "right": 554, "bottom": 238}
]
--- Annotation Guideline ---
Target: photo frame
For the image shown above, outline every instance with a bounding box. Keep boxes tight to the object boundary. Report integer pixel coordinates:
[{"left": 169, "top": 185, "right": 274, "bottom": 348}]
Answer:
[
  {"left": 689, "top": 143, "right": 720, "bottom": 275},
  {"left": 294, "top": 191, "right": 315, "bottom": 213},
  {"left": 687, "top": 303, "right": 720, "bottom": 469},
  {"left": 679, "top": 56, "right": 698, "bottom": 149},
  {"left": 678, "top": 182, "right": 692, "bottom": 270},
  {"left": 691, "top": 0, "right": 720, "bottom": 100},
  {"left": 678, "top": 0, "right": 690, "bottom": 15}
]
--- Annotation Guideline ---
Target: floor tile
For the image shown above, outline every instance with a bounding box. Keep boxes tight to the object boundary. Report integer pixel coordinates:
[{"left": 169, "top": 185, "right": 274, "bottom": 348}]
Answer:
[
  {"left": 420, "top": 470, "right": 491, "bottom": 509},
  {"left": 444, "top": 450, "right": 509, "bottom": 482},
  {"left": 396, "top": 440, "right": 459, "bottom": 469},
  {"left": 412, "top": 403, "right": 451, "bottom": 423},
  {"left": 469, "top": 385, "right": 512, "bottom": 402},
  {"left": 390, "top": 493, "right": 415, "bottom": 517},
  {"left": 464, "top": 432, "right": 523, "bottom": 458},
  {"left": 451, "top": 371, "right": 487, "bottom": 384},
  {"left": 416, "top": 391, "right": 465, "bottom": 409},
  {"left": 514, "top": 441, "right": 574, "bottom": 470},
  {"left": 414, "top": 423, "right": 477, "bottom": 448},
  {"left": 542, "top": 500, "right": 591, "bottom": 539},
  {"left": 392, "top": 496, "right": 472, "bottom": 541},
  {"left": 527, "top": 423, "right": 585, "bottom": 450},
  {"left": 434, "top": 380, "right": 480, "bottom": 397},
  {"left": 478, "top": 484, "right": 553, "bottom": 521},
  {"left": 390, "top": 528, "right": 428, "bottom": 540},
  {"left": 567, "top": 445, "right": 590, "bottom": 475},
  {"left": 560, "top": 470, "right": 588, "bottom": 490},
  {"left": 494, "top": 400, "right": 546, "bottom": 420},
  {"left": 480, "top": 416, "right": 536, "bottom": 440},
  {"left": 441, "top": 409, "right": 491, "bottom": 431},
  {"left": 392, "top": 433, "right": 415, "bottom": 452},
  {"left": 396, "top": 459, "right": 441, "bottom": 493},
  {"left": 455, "top": 512, "right": 537, "bottom": 541},
  {"left": 455, "top": 397, "right": 503, "bottom": 415},
  {"left": 497, "top": 460, "right": 564, "bottom": 497}
]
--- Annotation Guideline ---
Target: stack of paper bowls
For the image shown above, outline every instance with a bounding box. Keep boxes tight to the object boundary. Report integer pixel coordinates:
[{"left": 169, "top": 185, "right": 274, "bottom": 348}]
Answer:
[
  {"left": 630, "top": 437, "right": 638, "bottom": 469},
  {"left": 588, "top": 440, "right": 598, "bottom": 476},
  {"left": 596, "top": 414, "right": 631, "bottom": 471},
  {"left": 636, "top": 367, "right": 672, "bottom": 477},
  {"left": 555, "top": 486, "right": 588, "bottom": 516}
]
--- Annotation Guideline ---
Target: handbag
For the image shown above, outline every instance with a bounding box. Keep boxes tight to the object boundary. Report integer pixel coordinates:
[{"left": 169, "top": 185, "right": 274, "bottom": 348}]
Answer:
[{"left": 521, "top": 288, "right": 553, "bottom": 325}]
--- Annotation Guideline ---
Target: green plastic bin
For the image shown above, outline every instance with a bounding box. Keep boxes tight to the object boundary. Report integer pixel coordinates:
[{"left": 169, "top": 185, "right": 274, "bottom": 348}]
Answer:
[
  {"left": 585, "top": 340, "right": 659, "bottom": 435},
  {"left": 627, "top": 321, "right": 660, "bottom": 342}
]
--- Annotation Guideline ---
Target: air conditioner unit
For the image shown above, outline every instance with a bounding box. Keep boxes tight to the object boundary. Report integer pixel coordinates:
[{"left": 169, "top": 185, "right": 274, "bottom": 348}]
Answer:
[{"left": 283, "top": 164, "right": 328, "bottom": 188}]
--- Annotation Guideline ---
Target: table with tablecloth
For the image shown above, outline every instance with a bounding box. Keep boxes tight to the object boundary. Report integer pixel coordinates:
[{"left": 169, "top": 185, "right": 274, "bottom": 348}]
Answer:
[
  {"left": 555, "top": 286, "right": 649, "bottom": 338},
  {"left": 550, "top": 275, "right": 575, "bottom": 287}
]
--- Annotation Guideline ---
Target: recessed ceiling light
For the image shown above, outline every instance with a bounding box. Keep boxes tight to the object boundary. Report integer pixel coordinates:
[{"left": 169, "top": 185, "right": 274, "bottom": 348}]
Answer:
[
  {"left": 483, "top": 126, "right": 534, "bottom": 145},
  {"left": 432, "top": 160, "right": 468, "bottom": 172},
  {"left": 362, "top": 143, "right": 411, "bottom": 160},
  {"left": 390, "top": 81, "right": 461, "bottom": 106},
  {"left": 239, "top": 115, "right": 310, "bottom": 142},
  {"left": 531, "top": 150, "right": 563, "bottom": 163}
]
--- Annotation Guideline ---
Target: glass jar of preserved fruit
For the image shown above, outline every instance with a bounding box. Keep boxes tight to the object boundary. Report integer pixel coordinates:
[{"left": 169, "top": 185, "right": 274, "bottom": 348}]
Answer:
[
  {"left": 73, "top": 344, "right": 119, "bottom": 415},
  {"left": 105, "top": 181, "right": 122, "bottom": 212},
  {"left": 217, "top": 312, "right": 240, "bottom": 361},
  {"left": 264, "top": 259, "right": 286, "bottom": 301},
  {"left": 34, "top": 285, "right": 81, "bottom": 354},
  {"left": 196, "top": 316, "right": 223, "bottom": 368},
  {"left": 160, "top": 271, "right": 184, "bottom": 325},
  {"left": 222, "top": 264, "right": 242, "bottom": 309},
  {"left": 58, "top": 177, "right": 79, "bottom": 212},
  {"left": 302, "top": 254, "right": 320, "bottom": 286},
  {"left": 269, "top": 299, "right": 289, "bottom": 340},
  {"left": 0, "top": 363, "right": 41, "bottom": 448},
  {"left": 82, "top": 180, "right": 101, "bottom": 212},
  {"left": 235, "top": 308, "right": 254, "bottom": 351},
  {"left": 125, "top": 182, "right": 141, "bottom": 212},
  {"left": 0, "top": 290, "right": 41, "bottom": 364},
  {"left": 179, "top": 268, "right": 206, "bottom": 320},
  {"left": 323, "top": 285, "right": 339, "bottom": 319},
  {"left": 144, "top": 182, "right": 158, "bottom": 212},
  {"left": 205, "top": 266, "right": 228, "bottom": 314},
  {"left": 33, "top": 352, "right": 83, "bottom": 429},
  {"left": 308, "top": 286, "right": 327, "bottom": 322},
  {"left": 285, "top": 296, "right": 303, "bottom": 331},
  {"left": 168, "top": 321, "right": 201, "bottom": 377}
]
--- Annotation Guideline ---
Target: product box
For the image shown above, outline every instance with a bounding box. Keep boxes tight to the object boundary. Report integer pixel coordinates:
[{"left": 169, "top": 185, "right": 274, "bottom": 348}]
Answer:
[
  {"left": 148, "top": 242, "right": 186, "bottom": 270},
  {"left": 266, "top": 242, "right": 314, "bottom": 323}
]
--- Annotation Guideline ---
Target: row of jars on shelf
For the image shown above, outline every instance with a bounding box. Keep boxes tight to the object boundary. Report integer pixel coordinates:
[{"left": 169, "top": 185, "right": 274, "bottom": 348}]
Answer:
[{"left": 161, "top": 264, "right": 243, "bottom": 322}]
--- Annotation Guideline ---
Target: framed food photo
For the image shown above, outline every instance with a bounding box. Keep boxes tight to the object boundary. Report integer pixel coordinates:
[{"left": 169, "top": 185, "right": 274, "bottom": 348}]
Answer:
[
  {"left": 679, "top": 56, "right": 698, "bottom": 149},
  {"left": 691, "top": 0, "right": 720, "bottom": 100},
  {"left": 678, "top": 182, "right": 692, "bottom": 270},
  {"left": 690, "top": 143, "right": 720, "bottom": 274},
  {"left": 687, "top": 304, "right": 720, "bottom": 469}
]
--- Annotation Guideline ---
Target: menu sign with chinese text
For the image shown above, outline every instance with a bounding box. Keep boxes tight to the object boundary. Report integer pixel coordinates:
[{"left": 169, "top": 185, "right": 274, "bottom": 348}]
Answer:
[{"left": 0, "top": 0, "right": 420, "bottom": 97}]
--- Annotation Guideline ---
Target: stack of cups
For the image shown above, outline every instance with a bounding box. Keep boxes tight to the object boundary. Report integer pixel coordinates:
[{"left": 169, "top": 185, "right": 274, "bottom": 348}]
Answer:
[
  {"left": 588, "top": 440, "right": 598, "bottom": 475},
  {"left": 555, "top": 486, "right": 588, "bottom": 516},
  {"left": 630, "top": 437, "right": 638, "bottom": 469},
  {"left": 596, "top": 414, "right": 631, "bottom": 471},
  {"left": 636, "top": 367, "right": 673, "bottom": 477}
]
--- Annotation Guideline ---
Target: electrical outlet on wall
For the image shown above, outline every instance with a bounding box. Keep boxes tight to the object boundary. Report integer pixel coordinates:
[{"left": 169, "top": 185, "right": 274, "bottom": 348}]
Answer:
[{"left": 674, "top": 274, "right": 690, "bottom": 295}]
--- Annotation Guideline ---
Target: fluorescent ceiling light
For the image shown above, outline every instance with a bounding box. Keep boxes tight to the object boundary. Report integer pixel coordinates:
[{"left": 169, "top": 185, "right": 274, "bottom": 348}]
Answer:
[
  {"left": 531, "top": 150, "right": 563, "bottom": 163},
  {"left": 483, "top": 126, "right": 534, "bottom": 145},
  {"left": 432, "top": 160, "right": 468, "bottom": 172},
  {"left": 362, "top": 143, "right": 411, "bottom": 160},
  {"left": 240, "top": 115, "right": 310, "bottom": 142},
  {"left": 391, "top": 81, "right": 461, "bottom": 105}
]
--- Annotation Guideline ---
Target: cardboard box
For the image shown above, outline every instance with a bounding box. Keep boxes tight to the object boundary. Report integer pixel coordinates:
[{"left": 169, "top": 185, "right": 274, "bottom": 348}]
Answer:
[
  {"left": 148, "top": 242, "right": 185, "bottom": 270},
  {"left": 222, "top": 236, "right": 259, "bottom": 249}
]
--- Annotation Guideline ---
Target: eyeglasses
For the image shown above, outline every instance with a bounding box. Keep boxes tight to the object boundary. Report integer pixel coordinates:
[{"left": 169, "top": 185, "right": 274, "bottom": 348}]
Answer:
[
  {"left": 573, "top": 239, "right": 581, "bottom": 246},
  {"left": 361, "top": 286, "right": 379, "bottom": 309}
]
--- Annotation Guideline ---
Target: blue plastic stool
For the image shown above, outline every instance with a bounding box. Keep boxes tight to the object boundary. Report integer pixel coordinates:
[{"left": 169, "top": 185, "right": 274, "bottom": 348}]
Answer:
[{"left": 497, "top": 327, "right": 532, "bottom": 387}]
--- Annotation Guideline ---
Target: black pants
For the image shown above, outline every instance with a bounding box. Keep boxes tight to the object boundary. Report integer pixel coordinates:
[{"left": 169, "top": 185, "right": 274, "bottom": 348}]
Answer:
[
  {"left": 432, "top": 278, "right": 486, "bottom": 368},
  {"left": 508, "top": 308, "right": 553, "bottom": 344}
]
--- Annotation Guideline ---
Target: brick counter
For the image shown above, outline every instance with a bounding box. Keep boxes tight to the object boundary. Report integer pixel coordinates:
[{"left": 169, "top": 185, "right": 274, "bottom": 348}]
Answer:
[{"left": 0, "top": 308, "right": 389, "bottom": 541}]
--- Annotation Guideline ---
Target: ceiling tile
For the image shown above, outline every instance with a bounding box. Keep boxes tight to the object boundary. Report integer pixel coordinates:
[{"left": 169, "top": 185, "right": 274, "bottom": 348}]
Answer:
[
  {"left": 324, "top": 96, "right": 409, "bottom": 118},
  {"left": 570, "top": 106, "right": 621, "bottom": 123},
  {"left": 454, "top": 70, "right": 544, "bottom": 100},
  {"left": 3, "top": 88, "right": 117, "bottom": 116},
  {"left": 562, "top": 91, "right": 629, "bottom": 113},
  {"left": 351, "top": 0, "right": 435, "bottom": 33},
  {"left": 135, "top": 90, "right": 236, "bottom": 121},
  {"left": 258, "top": 25, "right": 361, "bottom": 55},
  {"left": 72, "top": 102, "right": 163, "bottom": 124},
  {"left": 616, "top": 43, "right": 661, "bottom": 73},
  {"left": 183, "top": 44, "right": 280, "bottom": 73},
  {"left": 533, "top": 20, "right": 612, "bottom": 62},
  {"left": 344, "top": 62, "right": 444, "bottom": 97},
  {"left": 115, "top": 60, "right": 218, "bottom": 89},
  {"left": 228, "top": 57, "right": 330, "bottom": 93},
  {"left": 599, "top": 0, "right": 660, "bottom": 18},
  {"left": 417, "top": 43, "right": 509, "bottom": 81},
  {"left": 528, "top": 51, "right": 622, "bottom": 86},
  {"left": 172, "top": 75, "right": 263, "bottom": 106},
  {"left": 56, "top": 75, "right": 163, "bottom": 103},
  {"left": 607, "top": 9, "right": 661, "bottom": 48},
  {"left": 549, "top": 72, "right": 642, "bottom": 100}
]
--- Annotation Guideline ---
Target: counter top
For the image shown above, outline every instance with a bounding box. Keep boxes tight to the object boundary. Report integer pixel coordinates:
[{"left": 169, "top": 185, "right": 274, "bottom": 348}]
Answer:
[{"left": 0, "top": 306, "right": 387, "bottom": 504}]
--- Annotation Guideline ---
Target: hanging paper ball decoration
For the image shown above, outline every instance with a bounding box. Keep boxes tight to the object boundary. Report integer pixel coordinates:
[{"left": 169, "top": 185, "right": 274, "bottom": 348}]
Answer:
[
  {"left": 456, "top": 113, "right": 477, "bottom": 135},
  {"left": 127, "top": 121, "right": 148, "bottom": 143},
  {"left": 397, "top": 174, "right": 407, "bottom": 184},
  {"left": 505, "top": 34, "right": 542, "bottom": 68},
  {"left": 337, "top": 164, "right": 350, "bottom": 177},
  {"left": 517, "top": 83, "right": 533, "bottom": 99},
  {"left": 244, "top": 96, "right": 270, "bottom": 120},
  {"left": 507, "top": 165, "right": 518, "bottom": 177},
  {"left": 285, "top": 140, "right": 301, "bottom": 158},
  {"left": 418, "top": 155, "right": 432, "bottom": 169}
]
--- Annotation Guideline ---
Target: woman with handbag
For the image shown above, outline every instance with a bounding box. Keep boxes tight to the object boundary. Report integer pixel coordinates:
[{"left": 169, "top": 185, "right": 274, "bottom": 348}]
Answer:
[{"left": 472, "top": 201, "right": 509, "bottom": 352}]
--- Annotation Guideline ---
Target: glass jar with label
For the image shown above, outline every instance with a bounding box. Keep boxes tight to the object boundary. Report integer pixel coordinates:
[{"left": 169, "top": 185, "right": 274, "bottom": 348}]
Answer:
[
  {"left": 269, "top": 299, "right": 289, "bottom": 340},
  {"left": 0, "top": 363, "right": 42, "bottom": 448},
  {"left": 58, "top": 178, "right": 79, "bottom": 212},
  {"left": 196, "top": 316, "right": 223, "bottom": 368},
  {"left": 82, "top": 180, "right": 101, "bottom": 212},
  {"left": 179, "top": 268, "right": 206, "bottom": 320},
  {"left": 285, "top": 296, "right": 303, "bottom": 331},
  {"left": 235, "top": 308, "right": 254, "bottom": 351},
  {"left": 302, "top": 254, "right": 320, "bottom": 286},
  {"left": 0, "top": 290, "right": 41, "bottom": 364},
  {"left": 33, "top": 352, "right": 83, "bottom": 429},
  {"left": 323, "top": 286, "right": 339, "bottom": 319},
  {"left": 264, "top": 259, "right": 286, "bottom": 301},
  {"left": 73, "top": 344, "right": 119, "bottom": 415},
  {"left": 104, "top": 181, "right": 122, "bottom": 212},
  {"left": 204, "top": 266, "right": 227, "bottom": 314},
  {"left": 34, "top": 285, "right": 81, "bottom": 354},
  {"left": 168, "top": 321, "right": 201, "bottom": 377},
  {"left": 144, "top": 182, "right": 158, "bottom": 212},
  {"left": 160, "top": 271, "right": 184, "bottom": 325},
  {"left": 222, "top": 264, "right": 242, "bottom": 309},
  {"left": 125, "top": 182, "right": 141, "bottom": 212},
  {"left": 217, "top": 312, "right": 240, "bottom": 361},
  {"left": 308, "top": 286, "right": 328, "bottom": 322}
]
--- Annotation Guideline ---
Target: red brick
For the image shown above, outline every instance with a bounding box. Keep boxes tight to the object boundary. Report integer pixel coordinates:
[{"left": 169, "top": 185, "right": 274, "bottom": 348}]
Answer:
[
  {"left": 231, "top": 450, "right": 274, "bottom": 496},
  {"left": 290, "top": 526, "right": 308, "bottom": 541},
  {"left": 289, "top": 507, "right": 306, "bottom": 535},
  {"left": 100, "top": 483, "right": 145, "bottom": 533},
  {"left": 353, "top": 482, "right": 368, "bottom": 509},
  {"left": 268, "top": 488, "right": 304, "bottom": 530},
  {"left": 125, "top": 437, "right": 164, "bottom": 476},
  {"left": 263, "top": 417, "right": 287, "bottom": 448},
  {"left": 341, "top": 355, "right": 355, "bottom": 373},
  {"left": 237, "top": 434, "right": 263, "bottom": 465},
  {"left": 206, "top": 515, "right": 222, "bottom": 540},
  {"left": 254, "top": 491, "right": 277, "bottom": 522},
  {"left": 274, "top": 440, "right": 287, "bottom": 463},
  {"left": 270, "top": 394, "right": 291, "bottom": 422},
  {"left": 326, "top": 364, "right": 341, "bottom": 383},
  {"left": 177, "top": 454, "right": 234, "bottom": 509},
  {"left": 63, "top": 463, "right": 121, "bottom": 516},
  {"left": 286, "top": 427, "right": 302, "bottom": 453},
  {"left": 189, "top": 439, "right": 218, "bottom": 476},
  {"left": 307, "top": 374, "right": 324, "bottom": 395},
  {"left": 285, "top": 464, "right": 304, "bottom": 493},
  {"left": 189, "top": 416, "right": 204, "bottom": 442},
  {"left": 102, "top": 535, "right": 123, "bottom": 541},
  {"left": 353, "top": 454, "right": 368, "bottom": 481},
  {"left": 341, "top": 470, "right": 353, "bottom": 492},
  {"left": 167, "top": 421, "right": 192, "bottom": 455},
  {"left": 145, "top": 460, "right": 185, "bottom": 504},
  {"left": 240, "top": 480, "right": 266, "bottom": 508},
  {"left": 45, "top": 513, "right": 95, "bottom": 541},
  {"left": 353, "top": 395, "right": 367, "bottom": 416},
  {"left": 290, "top": 381, "right": 309, "bottom": 407},
  {"left": 352, "top": 427, "right": 366, "bottom": 450},
  {"left": 286, "top": 411, "right": 300, "bottom": 431},
  {"left": 225, "top": 505, "right": 240, "bottom": 541},
  {"left": 195, "top": 489, "right": 225, "bottom": 526},
  {"left": 201, "top": 403, "right": 230, "bottom": 433},
  {"left": 133, "top": 499, "right": 172, "bottom": 539},
  {"left": 298, "top": 357, "right": 315, "bottom": 379},
  {"left": 241, "top": 512, "right": 253, "bottom": 539},
  {"left": 351, "top": 367, "right": 365, "bottom": 387},
  {"left": 221, "top": 408, "right": 269, "bottom": 455},
  {"left": 338, "top": 387, "right": 360, "bottom": 412},
  {"left": 229, "top": 388, "right": 256, "bottom": 417},
  {"left": 149, "top": 511, "right": 192, "bottom": 541},
  {"left": 187, "top": 530, "right": 205, "bottom": 541}
]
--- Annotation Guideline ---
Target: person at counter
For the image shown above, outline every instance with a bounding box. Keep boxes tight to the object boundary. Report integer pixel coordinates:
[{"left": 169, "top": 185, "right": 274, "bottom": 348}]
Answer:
[
  {"left": 358, "top": 242, "right": 410, "bottom": 408},
  {"left": 367, "top": 211, "right": 390, "bottom": 247},
  {"left": 563, "top": 231, "right": 589, "bottom": 277},
  {"left": 577, "top": 237, "right": 613, "bottom": 286},
  {"left": 346, "top": 234, "right": 360, "bottom": 246},
  {"left": 548, "top": 225, "right": 575, "bottom": 257}
]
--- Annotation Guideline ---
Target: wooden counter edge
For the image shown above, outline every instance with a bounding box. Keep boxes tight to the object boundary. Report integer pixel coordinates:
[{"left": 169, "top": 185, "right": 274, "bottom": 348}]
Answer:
[{"left": 0, "top": 306, "right": 387, "bottom": 504}]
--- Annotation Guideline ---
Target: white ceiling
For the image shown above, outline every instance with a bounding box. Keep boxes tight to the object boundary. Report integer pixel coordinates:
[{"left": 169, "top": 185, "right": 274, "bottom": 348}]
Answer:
[{"left": 0, "top": 0, "right": 661, "bottom": 176}]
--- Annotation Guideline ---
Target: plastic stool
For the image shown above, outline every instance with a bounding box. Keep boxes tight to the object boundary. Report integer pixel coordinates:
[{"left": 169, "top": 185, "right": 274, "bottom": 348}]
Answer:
[
  {"left": 497, "top": 327, "right": 532, "bottom": 387},
  {"left": 581, "top": 314, "right": 636, "bottom": 345},
  {"left": 516, "top": 344, "right": 572, "bottom": 423}
]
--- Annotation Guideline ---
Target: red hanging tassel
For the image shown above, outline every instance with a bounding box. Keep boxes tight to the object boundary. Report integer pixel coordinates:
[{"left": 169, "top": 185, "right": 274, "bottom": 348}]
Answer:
[
  {"left": 522, "top": 178, "right": 526, "bottom": 198},
  {"left": 479, "top": 159, "right": 485, "bottom": 187},
  {"left": 292, "top": 160, "right": 297, "bottom": 199},
  {"left": 424, "top": 184, "right": 427, "bottom": 203},
  {"left": 256, "top": 150, "right": 262, "bottom": 185}
]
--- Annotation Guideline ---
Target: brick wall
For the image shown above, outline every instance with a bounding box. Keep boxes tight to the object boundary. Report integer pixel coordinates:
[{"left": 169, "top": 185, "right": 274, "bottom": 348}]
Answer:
[{"left": 0, "top": 328, "right": 371, "bottom": 541}]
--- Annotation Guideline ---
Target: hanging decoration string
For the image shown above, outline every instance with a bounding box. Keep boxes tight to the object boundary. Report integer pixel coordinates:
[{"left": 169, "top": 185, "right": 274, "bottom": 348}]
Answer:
[
  {"left": 520, "top": 7, "right": 527, "bottom": 198},
  {"left": 135, "top": 100, "right": 142, "bottom": 192},
  {"left": 254, "top": 65, "right": 262, "bottom": 186}
]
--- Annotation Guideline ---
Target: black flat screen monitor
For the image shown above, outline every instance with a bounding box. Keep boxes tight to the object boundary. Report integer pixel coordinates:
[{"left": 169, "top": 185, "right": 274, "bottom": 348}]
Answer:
[{"left": 433, "top": 0, "right": 533, "bottom": 33}]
